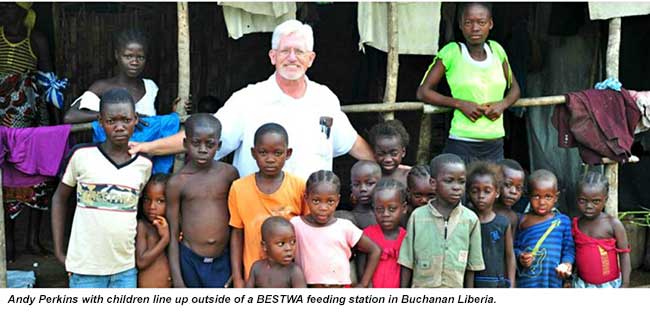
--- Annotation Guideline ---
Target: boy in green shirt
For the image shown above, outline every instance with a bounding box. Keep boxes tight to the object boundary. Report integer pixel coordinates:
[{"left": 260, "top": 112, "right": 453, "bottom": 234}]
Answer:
[{"left": 399, "top": 153, "right": 484, "bottom": 288}]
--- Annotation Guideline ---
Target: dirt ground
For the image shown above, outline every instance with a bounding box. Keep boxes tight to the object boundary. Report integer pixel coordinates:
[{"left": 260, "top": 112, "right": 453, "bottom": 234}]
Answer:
[{"left": 5, "top": 210, "right": 650, "bottom": 288}]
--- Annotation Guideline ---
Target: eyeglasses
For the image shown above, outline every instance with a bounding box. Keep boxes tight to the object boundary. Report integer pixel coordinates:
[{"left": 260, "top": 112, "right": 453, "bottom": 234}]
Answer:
[{"left": 276, "top": 48, "right": 309, "bottom": 58}]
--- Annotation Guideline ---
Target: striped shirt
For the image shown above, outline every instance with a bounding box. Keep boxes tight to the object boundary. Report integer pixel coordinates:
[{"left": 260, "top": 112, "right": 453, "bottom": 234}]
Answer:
[
  {"left": 514, "top": 212, "right": 575, "bottom": 288},
  {"left": 0, "top": 27, "right": 37, "bottom": 74}
]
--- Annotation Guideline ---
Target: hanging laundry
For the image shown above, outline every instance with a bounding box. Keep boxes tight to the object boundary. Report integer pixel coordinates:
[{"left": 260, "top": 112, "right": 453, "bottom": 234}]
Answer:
[
  {"left": 627, "top": 90, "right": 650, "bottom": 134},
  {"left": 594, "top": 77, "right": 622, "bottom": 92},
  {"left": 589, "top": 2, "right": 650, "bottom": 20},
  {"left": 552, "top": 89, "right": 641, "bottom": 165},
  {"left": 220, "top": 2, "right": 296, "bottom": 40},
  {"left": 1, "top": 124, "right": 71, "bottom": 218},
  {"left": 91, "top": 113, "right": 180, "bottom": 174},
  {"left": 35, "top": 71, "right": 68, "bottom": 110},
  {"left": 357, "top": 2, "right": 441, "bottom": 55}
]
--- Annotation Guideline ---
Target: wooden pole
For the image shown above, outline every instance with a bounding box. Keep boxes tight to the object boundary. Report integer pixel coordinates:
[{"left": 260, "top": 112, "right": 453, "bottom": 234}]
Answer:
[
  {"left": 341, "top": 95, "right": 567, "bottom": 114},
  {"left": 174, "top": 2, "right": 190, "bottom": 173},
  {"left": 604, "top": 17, "right": 621, "bottom": 216},
  {"left": 177, "top": 2, "right": 191, "bottom": 115},
  {"left": 416, "top": 113, "right": 432, "bottom": 165},
  {"left": 382, "top": 2, "right": 399, "bottom": 121},
  {"left": 0, "top": 168, "right": 6, "bottom": 288}
]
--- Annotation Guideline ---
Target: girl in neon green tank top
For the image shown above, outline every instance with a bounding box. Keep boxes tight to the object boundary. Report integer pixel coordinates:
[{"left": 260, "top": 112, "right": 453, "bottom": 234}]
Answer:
[{"left": 416, "top": 3, "right": 520, "bottom": 163}]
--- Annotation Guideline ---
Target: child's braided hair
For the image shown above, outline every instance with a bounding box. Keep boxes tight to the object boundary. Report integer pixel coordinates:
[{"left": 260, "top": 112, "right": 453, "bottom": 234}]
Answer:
[{"left": 306, "top": 170, "right": 341, "bottom": 194}]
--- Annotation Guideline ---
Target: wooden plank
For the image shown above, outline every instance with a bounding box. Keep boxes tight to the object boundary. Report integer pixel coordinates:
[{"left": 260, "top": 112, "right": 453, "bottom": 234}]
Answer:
[
  {"left": 604, "top": 17, "right": 622, "bottom": 216},
  {"left": 341, "top": 95, "right": 567, "bottom": 114},
  {"left": 382, "top": 2, "right": 399, "bottom": 121}
]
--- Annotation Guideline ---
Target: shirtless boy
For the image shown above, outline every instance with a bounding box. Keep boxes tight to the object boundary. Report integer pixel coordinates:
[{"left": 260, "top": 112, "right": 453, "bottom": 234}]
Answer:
[
  {"left": 165, "top": 113, "right": 239, "bottom": 287},
  {"left": 246, "top": 216, "right": 306, "bottom": 288}
]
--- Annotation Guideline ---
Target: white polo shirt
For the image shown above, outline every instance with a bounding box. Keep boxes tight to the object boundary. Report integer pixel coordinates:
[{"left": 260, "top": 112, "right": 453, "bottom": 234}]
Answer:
[{"left": 214, "top": 74, "right": 357, "bottom": 179}]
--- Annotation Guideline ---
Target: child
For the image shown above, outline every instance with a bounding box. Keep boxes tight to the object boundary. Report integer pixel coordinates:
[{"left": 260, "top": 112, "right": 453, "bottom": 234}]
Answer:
[
  {"left": 51, "top": 88, "right": 152, "bottom": 288},
  {"left": 363, "top": 178, "right": 407, "bottom": 288},
  {"left": 399, "top": 153, "right": 484, "bottom": 288},
  {"left": 246, "top": 216, "right": 307, "bottom": 288},
  {"left": 515, "top": 169, "right": 575, "bottom": 288},
  {"left": 368, "top": 119, "right": 411, "bottom": 185},
  {"left": 136, "top": 174, "right": 172, "bottom": 288},
  {"left": 291, "top": 170, "right": 381, "bottom": 287},
  {"left": 64, "top": 28, "right": 190, "bottom": 124},
  {"left": 495, "top": 159, "right": 526, "bottom": 231},
  {"left": 165, "top": 113, "right": 239, "bottom": 288},
  {"left": 406, "top": 164, "right": 436, "bottom": 212},
  {"left": 572, "top": 171, "right": 631, "bottom": 288},
  {"left": 350, "top": 160, "right": 383, "bottom": 229},
  {"left": 467, "top": 161, "right": 515, "bottom": 288},
  {"left": 229, "top": 123, "right": 308, "bottom": 288}
]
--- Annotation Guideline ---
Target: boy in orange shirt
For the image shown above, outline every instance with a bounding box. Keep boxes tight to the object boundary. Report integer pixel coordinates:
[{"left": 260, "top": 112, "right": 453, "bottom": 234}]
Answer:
[{"left": 228, "top": 123, "right": 309, "bottom": 287}]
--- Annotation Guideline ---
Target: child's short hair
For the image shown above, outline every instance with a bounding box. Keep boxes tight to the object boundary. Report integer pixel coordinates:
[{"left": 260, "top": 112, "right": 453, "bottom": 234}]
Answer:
[
  {"left": 197, "top": 95, "right": 223, "bottom": 114},
  {"left": 429, "top": 153, "right": 465, "bottom": 177},
  {"left": 368, "top": 119, "right": 410, "bottom": 148},
  {"left": 528, "top": 169, "right": 558, "bottom": 193},
  {"left": 147, "top": 173, "right": 170, "bottom": 186},
  {"left": 497, "top": 158, "right": 525, "bottom": 173},
  {"left": 350, "top": 160, "right": 382, "bottom": 177},
  {"left": 467, "top": 161, "right": 502, "bottom": 189},
  {"left": 306, "top": 170, "right": 341, "bottom": 194},
  {"left": 114, "top": 28, "right": 149, "bottom": 54},
  {"left": 577, "top": 171, "right": 609, "bottom": 195},
  {"left": 254, "top": 122, "right": 289, "bottom": 146},
  {"left": 185, "top": 113, "right": 222, "bottom": 138},
  {"left": 261, "top": 216, "right": 294, "bottom": 242},
  {"left": 457, "top": 2, "right": 493, "bottom": 21},
  {"left": 407, "top": 165, "right": 430, "bottom": 188},
  {"left": 99, "top": 88, "right": 135, "bottom": 114},
  {"left": 374, "top": 177, "right": 407, "bottom": 203}
]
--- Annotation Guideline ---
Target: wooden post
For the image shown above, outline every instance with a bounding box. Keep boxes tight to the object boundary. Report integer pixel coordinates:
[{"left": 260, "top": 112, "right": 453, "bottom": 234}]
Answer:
[
  {"left": 604, "top": 17, "right": 621, "bottom": 216},
  {"left": 174, "top": 2, "right": 190, "bottom": 173},
  {"left": 382, "top": 2, "right": 399, "bottom": 121},
  {"left": 0, "top": 168, "right": 6, "bottom": 288},
  {"left": 416, "top": 113, "right": 432, "bottom": 165},
  {"left": 177, "top": 2, "right": 191, "bottom": 115}
]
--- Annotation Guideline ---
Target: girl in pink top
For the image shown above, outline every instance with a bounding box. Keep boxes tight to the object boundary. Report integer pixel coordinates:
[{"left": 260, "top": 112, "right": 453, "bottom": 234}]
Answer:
[
  {"left": 290, "top": 170, "right": 381, "bottom": 287},
  {"left": 363, "top": 178, "right": 407, "bottom": 288}
]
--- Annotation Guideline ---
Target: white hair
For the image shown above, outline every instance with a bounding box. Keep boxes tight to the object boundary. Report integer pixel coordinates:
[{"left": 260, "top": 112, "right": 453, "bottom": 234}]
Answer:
[{"left": 271, "top": 20, "right": 314, "bottom": 51}]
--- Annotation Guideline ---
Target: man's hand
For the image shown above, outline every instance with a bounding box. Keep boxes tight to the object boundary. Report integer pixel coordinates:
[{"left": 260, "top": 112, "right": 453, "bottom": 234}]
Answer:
[
  {"left": 483, "top": 101, "right": 507, "bottom": 121},
  {"left": 128, "top": 141, "right": 145, "bottom": 155},
  {"left": 456, "top": 100, "right": 485, "bottom": 122}
]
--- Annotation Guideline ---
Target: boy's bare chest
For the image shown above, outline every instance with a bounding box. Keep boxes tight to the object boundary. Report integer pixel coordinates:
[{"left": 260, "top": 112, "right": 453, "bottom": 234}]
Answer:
[{"left": 257, "top": 267, "right": 292, "bottom": 288}]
